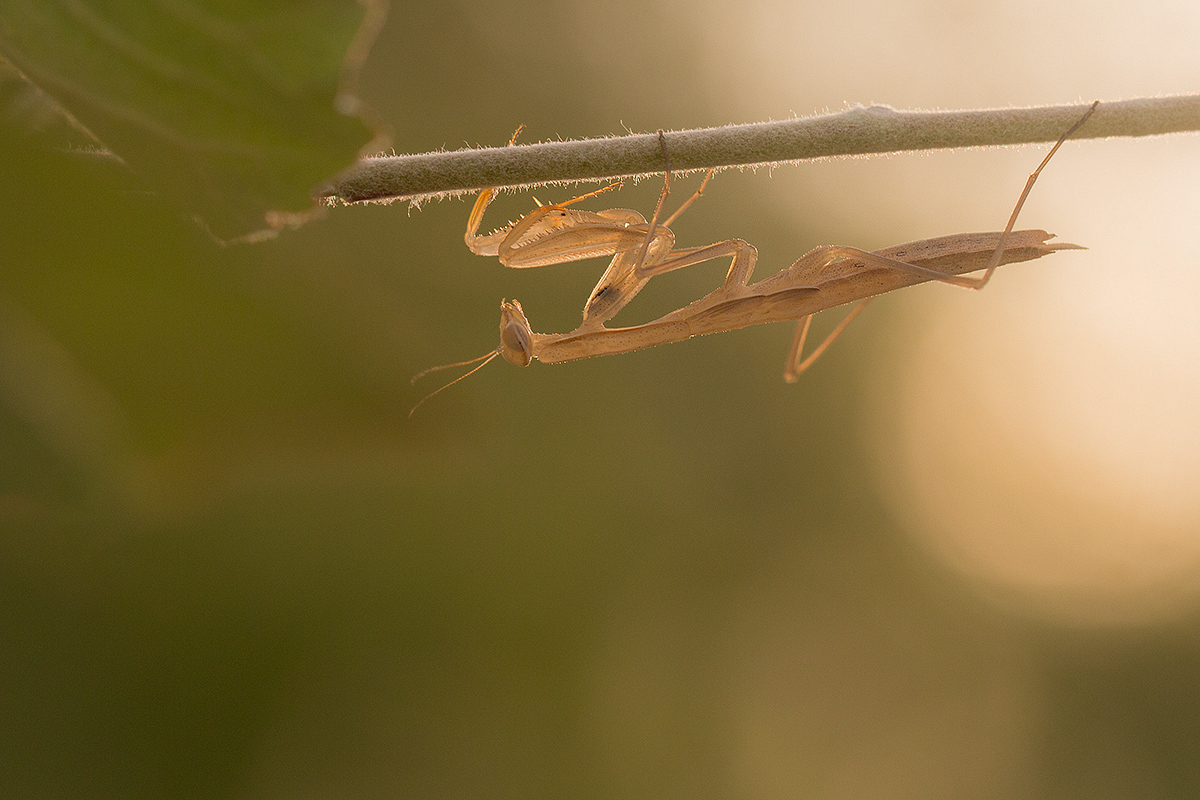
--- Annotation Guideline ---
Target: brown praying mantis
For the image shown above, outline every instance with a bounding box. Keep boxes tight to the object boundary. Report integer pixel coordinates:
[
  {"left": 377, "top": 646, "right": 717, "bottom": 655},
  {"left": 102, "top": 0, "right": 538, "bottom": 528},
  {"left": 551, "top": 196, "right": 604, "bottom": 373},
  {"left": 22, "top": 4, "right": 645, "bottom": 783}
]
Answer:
[{"left": 411, "top": 102, "right": 1099, "bottom": 415}]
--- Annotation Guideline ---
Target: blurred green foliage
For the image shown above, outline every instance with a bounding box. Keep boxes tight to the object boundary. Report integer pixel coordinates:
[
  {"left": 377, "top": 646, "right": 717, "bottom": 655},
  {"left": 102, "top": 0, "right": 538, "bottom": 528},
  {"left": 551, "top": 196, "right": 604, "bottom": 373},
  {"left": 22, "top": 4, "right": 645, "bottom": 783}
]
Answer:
[{"left": 0, "top": 0, "right": 377, "bottom": 236}]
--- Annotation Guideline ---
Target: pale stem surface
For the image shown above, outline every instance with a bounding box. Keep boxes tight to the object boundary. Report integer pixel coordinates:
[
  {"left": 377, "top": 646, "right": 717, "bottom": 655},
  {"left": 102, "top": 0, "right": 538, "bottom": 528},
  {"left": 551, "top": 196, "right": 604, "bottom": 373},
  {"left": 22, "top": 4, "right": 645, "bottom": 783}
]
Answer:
[{"left": 325, "top": 95, "right": 1200, "bottom": 204}]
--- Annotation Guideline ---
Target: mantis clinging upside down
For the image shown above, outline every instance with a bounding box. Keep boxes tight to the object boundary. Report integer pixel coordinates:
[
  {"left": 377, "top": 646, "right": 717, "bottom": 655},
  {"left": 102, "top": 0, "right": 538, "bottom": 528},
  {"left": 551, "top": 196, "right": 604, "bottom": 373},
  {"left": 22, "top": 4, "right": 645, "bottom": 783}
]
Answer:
[{"left": 411, "top": 102, "right": 1099, "bottom": 415}]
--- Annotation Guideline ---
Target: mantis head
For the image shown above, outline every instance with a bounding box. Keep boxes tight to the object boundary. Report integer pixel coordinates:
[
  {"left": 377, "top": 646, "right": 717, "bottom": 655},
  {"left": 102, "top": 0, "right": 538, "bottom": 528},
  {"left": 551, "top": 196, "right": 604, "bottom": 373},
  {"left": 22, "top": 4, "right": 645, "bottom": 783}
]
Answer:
[{"left": 408, "top": 299, "right": 535, "bottom": 417}]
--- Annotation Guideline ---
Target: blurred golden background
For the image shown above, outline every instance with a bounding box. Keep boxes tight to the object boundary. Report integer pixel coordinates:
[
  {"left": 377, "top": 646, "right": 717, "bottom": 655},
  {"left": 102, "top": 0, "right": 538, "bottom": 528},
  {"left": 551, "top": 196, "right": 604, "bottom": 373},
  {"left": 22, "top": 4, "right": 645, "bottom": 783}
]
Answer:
[{"left": 3, "top": 1, "right": 1199, "bottom": 798}]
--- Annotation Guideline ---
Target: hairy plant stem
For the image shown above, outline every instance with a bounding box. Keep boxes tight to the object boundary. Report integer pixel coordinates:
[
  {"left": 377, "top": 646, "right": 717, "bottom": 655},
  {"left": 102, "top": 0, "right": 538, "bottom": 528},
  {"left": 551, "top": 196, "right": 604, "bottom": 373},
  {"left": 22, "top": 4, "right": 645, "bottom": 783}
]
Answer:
[{"left": 324, "top": 95, "right": 1200, "bottom": 205}]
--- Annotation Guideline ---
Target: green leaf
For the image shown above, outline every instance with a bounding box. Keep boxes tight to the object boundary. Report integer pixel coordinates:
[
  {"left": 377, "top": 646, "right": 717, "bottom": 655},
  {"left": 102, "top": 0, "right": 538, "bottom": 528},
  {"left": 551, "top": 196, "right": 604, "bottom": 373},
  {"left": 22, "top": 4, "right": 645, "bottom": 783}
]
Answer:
[{"left": 0, "top": 0, "right": 386, "bottom": 238}]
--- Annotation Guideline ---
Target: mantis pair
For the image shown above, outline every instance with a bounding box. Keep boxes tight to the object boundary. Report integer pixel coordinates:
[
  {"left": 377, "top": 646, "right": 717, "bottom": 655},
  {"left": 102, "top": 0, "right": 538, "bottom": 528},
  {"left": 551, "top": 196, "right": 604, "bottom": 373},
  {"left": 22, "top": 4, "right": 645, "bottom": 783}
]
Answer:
[{"left": 411, "top": 102, "right": 1099, "bottom": 414}]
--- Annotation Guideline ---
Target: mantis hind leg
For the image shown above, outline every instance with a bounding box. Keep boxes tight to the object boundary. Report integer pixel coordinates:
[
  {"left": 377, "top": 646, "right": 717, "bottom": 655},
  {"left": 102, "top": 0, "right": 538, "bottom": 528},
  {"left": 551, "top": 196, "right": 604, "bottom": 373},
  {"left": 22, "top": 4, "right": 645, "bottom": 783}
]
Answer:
[
  {"left": 783, "top": 300, "right": 871, "bottom": 382},
  {"left": 962, "top": 99, "right": 1099, "bottom": 289}
]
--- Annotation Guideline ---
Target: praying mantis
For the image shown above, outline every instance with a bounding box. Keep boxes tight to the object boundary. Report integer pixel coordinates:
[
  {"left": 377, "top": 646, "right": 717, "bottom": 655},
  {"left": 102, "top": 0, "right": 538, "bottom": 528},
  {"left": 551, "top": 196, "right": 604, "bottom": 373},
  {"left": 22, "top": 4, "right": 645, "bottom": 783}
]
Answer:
[{"left": 411, "top": 102, "right": 1099, "bottom": 414}]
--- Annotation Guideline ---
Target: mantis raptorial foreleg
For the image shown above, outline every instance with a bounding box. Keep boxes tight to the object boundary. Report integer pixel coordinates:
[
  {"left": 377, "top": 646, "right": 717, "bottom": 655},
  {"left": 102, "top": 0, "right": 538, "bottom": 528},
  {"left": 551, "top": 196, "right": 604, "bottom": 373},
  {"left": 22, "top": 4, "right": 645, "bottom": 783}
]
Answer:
[{"left": 463, "top": 128, "right": 726, "bottom": 328}]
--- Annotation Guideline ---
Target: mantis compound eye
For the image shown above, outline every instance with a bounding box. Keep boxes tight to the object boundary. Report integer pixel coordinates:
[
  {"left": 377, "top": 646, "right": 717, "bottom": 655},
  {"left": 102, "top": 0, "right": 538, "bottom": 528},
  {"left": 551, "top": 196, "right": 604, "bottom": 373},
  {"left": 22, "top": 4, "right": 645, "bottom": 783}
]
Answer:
[
  {"left": 499, "top": 300, "right": 534, "bottom": 366},
  {"left": 500, "top": 322, "right": 532, "bottom": 366}
]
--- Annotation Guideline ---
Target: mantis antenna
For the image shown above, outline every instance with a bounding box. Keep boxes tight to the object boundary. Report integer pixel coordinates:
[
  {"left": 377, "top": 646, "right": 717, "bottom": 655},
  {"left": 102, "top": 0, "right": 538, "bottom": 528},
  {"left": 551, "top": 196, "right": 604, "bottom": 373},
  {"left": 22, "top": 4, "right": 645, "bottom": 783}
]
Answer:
[{"left": 408, "top": 348, "right": 500, "bottom": 417}]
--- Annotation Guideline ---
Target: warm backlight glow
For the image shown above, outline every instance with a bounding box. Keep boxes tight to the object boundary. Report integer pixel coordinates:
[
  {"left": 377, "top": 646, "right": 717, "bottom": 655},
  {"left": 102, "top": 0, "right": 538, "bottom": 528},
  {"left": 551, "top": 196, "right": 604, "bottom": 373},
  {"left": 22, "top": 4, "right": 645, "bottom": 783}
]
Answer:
[{"left": 870, "top": 208, "right": 1200, "bottom": 625}]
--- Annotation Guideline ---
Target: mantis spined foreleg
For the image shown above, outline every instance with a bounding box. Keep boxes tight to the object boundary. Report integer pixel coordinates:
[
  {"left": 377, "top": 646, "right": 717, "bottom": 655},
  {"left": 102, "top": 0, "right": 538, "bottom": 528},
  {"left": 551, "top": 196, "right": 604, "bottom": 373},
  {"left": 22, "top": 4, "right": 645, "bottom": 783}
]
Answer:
[{"left": 464, "top": 129, "right": 729, "bottom": 327}]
